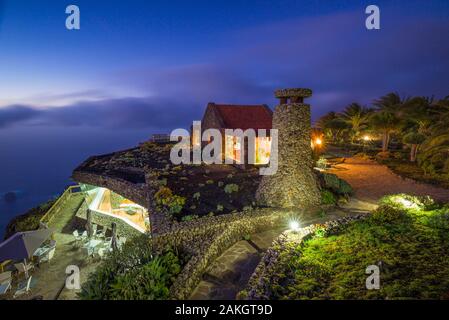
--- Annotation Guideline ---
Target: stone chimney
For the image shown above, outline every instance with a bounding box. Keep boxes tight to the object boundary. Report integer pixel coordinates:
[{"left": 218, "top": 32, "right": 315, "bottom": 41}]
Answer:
[{"left": 256, "top": 88, "right": 321, "bottom": 208}]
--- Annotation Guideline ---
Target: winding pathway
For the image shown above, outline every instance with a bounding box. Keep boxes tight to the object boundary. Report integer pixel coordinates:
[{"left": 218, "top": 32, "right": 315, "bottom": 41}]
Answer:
[{"left": 328, "top": 157, "right": 449, "bottom": 203}]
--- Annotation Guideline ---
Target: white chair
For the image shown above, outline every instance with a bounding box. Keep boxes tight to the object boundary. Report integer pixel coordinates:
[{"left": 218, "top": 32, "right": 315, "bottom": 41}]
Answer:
[
  {"left": 96, "top": 227, "right": 106, "bottom": 239},
  {"left": 0, "top": 280, "right": 11, "bottom": 295},
  {"left": 13, "top": 276, "right": 32, "bottom": 298},
  {"left": 72, "top": 230, "right": 83, "bottom": 246},
  {"left": 39, "top": 247, "right": 56, "bottom": 263},
  {"left": 14, "top": 262, "right": 34, "bottom": 278}
]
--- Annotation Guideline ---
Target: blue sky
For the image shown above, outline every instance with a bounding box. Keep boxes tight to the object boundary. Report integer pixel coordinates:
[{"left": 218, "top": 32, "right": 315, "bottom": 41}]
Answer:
[{"left": 1, "top": 0, "right": 449, "bottom": 129}]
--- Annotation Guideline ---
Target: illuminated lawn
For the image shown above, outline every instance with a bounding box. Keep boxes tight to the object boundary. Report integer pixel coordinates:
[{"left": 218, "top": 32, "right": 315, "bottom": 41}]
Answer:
[{"left": 268, "top": 195, "right": 449, "bottom": 300}]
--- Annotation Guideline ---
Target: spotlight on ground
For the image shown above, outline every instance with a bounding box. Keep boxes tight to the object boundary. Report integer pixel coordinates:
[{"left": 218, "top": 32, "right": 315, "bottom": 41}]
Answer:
[{"left": 289, "top": 220, "right": 300, "bottom": 232}]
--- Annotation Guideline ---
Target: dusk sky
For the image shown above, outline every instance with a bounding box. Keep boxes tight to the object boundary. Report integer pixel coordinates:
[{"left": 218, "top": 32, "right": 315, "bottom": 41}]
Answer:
[
  {"left": 1, "top": 0, "right": 449, "bottom": 129},
  {"left": 1, "top": 1, "right": 449, "bottom": 235}
]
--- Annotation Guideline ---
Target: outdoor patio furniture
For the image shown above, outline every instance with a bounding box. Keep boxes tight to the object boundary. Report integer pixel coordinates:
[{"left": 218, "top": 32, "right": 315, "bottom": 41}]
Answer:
[
  {"left": 0, "top": 279, "right": 11, "bottom": 295},
  {"left": 0, "top": 271, "right": 12, "bottom": 284},
  {"left": 14, "top": 262, "right": 34, "bottom": 278},
  {"left": 13, "top": 276, "right": 33, "bottom": 298},
  {"left": 96, "top": 227, "right": 107, "bottom": 239},
  {"left": 0, "top": 229, "right": 53, "bottom": 265},
  {"left": 33, "top": 239, "right": 56, "bottom": 263}
]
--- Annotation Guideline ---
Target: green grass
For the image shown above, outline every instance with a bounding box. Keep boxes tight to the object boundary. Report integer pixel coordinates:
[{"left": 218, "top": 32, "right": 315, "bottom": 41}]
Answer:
[{"left": 268, "top": 199, "right": 449, "bottom": 300}]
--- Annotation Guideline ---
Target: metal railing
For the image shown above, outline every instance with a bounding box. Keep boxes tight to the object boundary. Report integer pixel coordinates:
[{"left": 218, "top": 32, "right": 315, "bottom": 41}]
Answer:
[{"left": 40, "top": 185, "right": 82, "bottom": 226}]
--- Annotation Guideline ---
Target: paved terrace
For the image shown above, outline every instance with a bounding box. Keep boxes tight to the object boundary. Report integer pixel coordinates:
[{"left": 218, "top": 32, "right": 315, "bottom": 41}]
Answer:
[{"left": 5, "top": 193, "right": 101, "bottom": 300}]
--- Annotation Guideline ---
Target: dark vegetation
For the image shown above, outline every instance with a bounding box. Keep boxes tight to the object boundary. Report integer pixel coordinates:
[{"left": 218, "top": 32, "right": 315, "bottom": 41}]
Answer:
[
  {"left": 3, "top": 199, "right": 55, "bottom": 240},
  {"left": 317, "top": 93, "right": 449, "bottom": 186},
  {"left": 79, "top": 234, "right": 188, "bottom": 300}
]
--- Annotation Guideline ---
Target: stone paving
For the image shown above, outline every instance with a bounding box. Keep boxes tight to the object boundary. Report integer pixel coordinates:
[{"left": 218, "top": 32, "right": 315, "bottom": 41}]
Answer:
[
  {"left": 189, "top": 207, "right": 368, "bottom": 300},
  {"left": 4, "top": 194, "right": 101, "bottom": 300}
]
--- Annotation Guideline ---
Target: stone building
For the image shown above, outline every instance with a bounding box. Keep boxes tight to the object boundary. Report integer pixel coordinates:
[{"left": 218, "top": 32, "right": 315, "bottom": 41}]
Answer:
[
  {"left": 256, "top": 88, "right": 321, "bottom": 208},
  {"left": 195, "top": 102, "right": 273, "bottom": 164}
]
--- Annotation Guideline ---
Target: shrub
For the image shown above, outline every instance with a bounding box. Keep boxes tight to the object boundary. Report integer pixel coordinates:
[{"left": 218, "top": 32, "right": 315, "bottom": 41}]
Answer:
[
  {"left": 154, "top": 187, "right": 186, "bottom": 215},
  {"left": 320, "top": 173, "right": 353, "bottom": 196},
  {"left": 224, "top": 184, "right": 239, "bottom": 194},
  {"left": 316, "top": 157, "right": 328, "bottom": 170},
  {"left": 182, "top": 215, "right": 199, "bottom": 222},
  {"left": 380, "top": 194, "right": 435, "bottom": 211},
  {"left": 321, "top": 190, "right": 336, "bottom": 205},
  {"left": 370, "top": 204, "right": 406, "bottom": 223},
  {"left": 79, "top": 235, "right": 182, "bottom": 300},
  {"left": 376, "top": 151, "right": 391, "bottom": 161}
]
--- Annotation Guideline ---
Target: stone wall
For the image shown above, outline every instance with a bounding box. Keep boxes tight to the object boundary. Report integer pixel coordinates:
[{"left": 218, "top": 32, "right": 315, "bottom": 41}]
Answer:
[
  {"left": 72, "top": 171, "right": 149, "bottom": 208},
  {"left": 72, "top": 171, "right": 173, "bottom": 235},
  {"left": 75, "top": 199, "right": 142, "bottom": 239},
  {"left": 256, "top": 101, "right": 321, "bottom": 208},
  {"left": 150, "top": 207, "right": 296, "bottom": 299},
  {"left": 243, "top": 215, "right": 367, "bottom": 300}
]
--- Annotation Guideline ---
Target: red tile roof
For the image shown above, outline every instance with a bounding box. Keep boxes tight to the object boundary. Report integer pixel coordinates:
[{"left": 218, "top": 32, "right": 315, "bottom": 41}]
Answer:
[{"left": 211, "top": 103, "right": 273, "bottom": 130}]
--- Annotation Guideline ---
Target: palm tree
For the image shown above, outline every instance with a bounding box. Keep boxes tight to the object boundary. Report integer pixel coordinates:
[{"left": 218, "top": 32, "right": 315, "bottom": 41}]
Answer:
[
  {"left": 373, "top": 92, "right": 406, "bottom": 113},
  {"left": 403, "top": 132, "right": 426, "bottom": 162},
  {"left": 339, "top": 103, "right": 372, "bottom": 143},
  {"left": 417, "top": 97, "right": 449, "bottom": 174},
  {"left": 369, "top": 111, "right": 400, "bottom": 152},
  {"left": 316, "top": 112, "right": 348, "bottom": 143}
]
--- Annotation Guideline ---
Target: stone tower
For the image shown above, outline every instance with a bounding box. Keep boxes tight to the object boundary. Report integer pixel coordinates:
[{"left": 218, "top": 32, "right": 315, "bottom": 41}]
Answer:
[{"left": 256, "top": 88, "right": 321, "bottom": 208}]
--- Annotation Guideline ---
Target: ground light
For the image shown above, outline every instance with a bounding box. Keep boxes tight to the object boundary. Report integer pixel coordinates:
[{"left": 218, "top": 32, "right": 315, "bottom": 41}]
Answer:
[
  {"left": 289, "top": 220, "right": 300, "bottom": 232},
  {"left": 395, "top": 197, "right": 420, "bottom": 209}
]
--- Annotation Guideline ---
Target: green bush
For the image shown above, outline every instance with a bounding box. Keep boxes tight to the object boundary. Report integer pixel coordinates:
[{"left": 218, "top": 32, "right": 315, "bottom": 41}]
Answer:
[
  {"left": 369, "top": 205, "right": 406, "bottom": 224},
  {"left": 154, "top": 187, "right": 186, "bottom": 215},
  {"left": 79, "top": 235, "right": 181, "bottom": 300},
  {"left": 224, "top": 184, "right": 239, "bottom": 194},
  {"left": 321, "top": 190, "right": 336, "bottom": 205},
  {"left": 320, "top": 173, "right": 353, "bottom": 196}
]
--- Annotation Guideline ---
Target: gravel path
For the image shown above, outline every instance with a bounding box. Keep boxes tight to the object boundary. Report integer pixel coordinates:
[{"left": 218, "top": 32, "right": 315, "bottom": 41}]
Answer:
[{"left": 328, "top": 157, "right": 449, "bottom": 203}]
